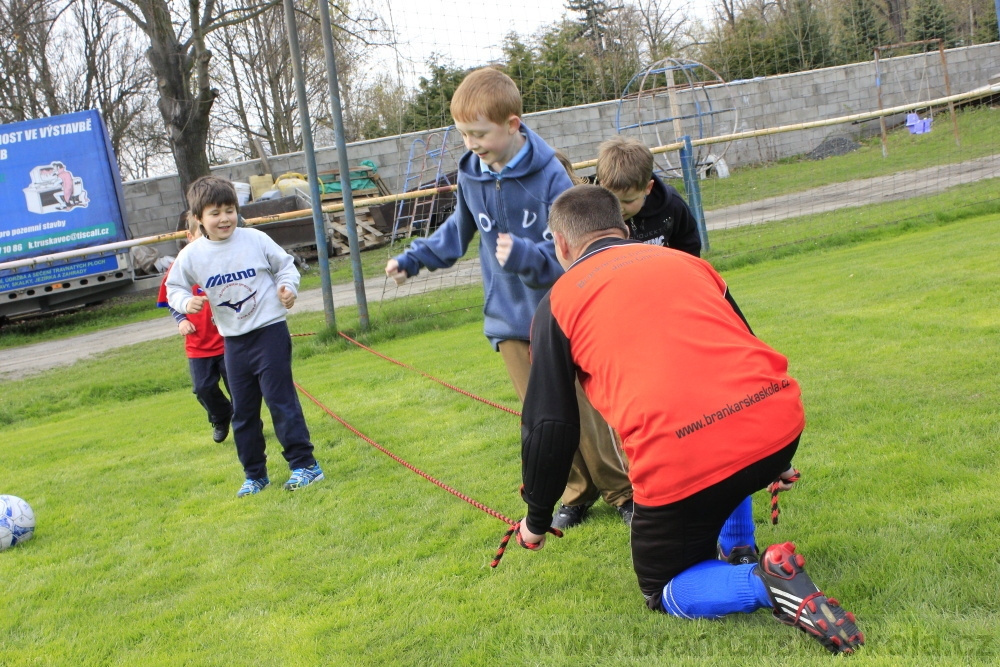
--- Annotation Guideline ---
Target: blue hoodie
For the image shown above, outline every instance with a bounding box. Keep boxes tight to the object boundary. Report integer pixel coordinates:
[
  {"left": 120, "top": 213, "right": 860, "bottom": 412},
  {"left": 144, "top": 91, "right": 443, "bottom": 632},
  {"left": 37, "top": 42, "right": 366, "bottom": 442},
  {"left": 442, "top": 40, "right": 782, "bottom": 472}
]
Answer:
[{"left": 394, "top": 122, "right": 573, "bottom": 348}]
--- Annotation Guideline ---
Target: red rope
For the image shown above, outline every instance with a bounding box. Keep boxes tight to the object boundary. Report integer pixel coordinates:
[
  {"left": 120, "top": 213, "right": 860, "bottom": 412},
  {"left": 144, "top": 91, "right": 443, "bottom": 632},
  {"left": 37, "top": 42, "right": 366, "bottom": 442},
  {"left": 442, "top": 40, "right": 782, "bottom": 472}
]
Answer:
[
  {"left": 768, "top": 468, "right": 801, "bottom": 525},
  {"left": 337, "top": 332, "right": 522, "bottom": 417},
  {"left": 294, "top": 381, "right": 562, "bottom": 567},
  {"left": 295, "top": 381, "right": 515, "bottom": 525}
]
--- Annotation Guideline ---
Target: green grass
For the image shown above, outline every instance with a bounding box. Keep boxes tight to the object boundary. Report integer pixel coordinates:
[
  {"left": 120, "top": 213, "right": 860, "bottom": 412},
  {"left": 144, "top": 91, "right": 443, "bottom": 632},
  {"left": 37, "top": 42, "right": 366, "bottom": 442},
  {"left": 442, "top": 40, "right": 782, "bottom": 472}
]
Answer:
[
  {"left": 703, "top": 177, "right": 1000, "bottom": 272},
  {"left": 684, "top": 105, "right": 1000, "bottom": 210},
  {"left": 2, "top": 213, "right": 999, "bottom": 664}
]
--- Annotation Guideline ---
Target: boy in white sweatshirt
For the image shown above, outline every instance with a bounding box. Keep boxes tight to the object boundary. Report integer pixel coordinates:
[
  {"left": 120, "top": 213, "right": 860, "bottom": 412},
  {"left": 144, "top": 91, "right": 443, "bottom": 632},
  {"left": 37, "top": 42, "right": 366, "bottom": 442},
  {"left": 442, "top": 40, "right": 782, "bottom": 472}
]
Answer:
[{"left": 166, "top": 176, "right": 323, "bottom": 497}]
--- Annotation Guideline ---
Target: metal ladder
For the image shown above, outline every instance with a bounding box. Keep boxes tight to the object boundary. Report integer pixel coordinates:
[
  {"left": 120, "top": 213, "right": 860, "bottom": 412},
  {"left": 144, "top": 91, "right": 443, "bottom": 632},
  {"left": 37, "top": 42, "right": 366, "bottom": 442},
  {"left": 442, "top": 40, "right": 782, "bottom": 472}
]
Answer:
[{"left": 392, "top": 127, "right": 458, "bottom": 241}]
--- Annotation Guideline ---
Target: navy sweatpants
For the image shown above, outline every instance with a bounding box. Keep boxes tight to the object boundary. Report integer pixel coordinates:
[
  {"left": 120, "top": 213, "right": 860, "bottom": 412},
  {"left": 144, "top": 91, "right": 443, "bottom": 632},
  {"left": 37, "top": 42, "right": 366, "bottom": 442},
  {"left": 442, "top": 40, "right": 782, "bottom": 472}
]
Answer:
[
  {"left": 224, "top": 320, "right": 315, "bottom": 479},
  {"left": 188, "top": 354, "right": 232, "bottom": 425}
]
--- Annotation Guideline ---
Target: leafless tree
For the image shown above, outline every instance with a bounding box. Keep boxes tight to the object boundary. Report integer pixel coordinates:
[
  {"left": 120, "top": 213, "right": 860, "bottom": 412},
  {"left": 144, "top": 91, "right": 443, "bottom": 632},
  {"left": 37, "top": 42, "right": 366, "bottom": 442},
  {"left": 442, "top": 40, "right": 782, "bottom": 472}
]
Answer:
[
  {"left": 103, "top": 0, "right": 280, "bottom": 191},
  {"left": 0, "top": 0, "right": 170, "bottom": 179},
  {"left": 0, "top": 0, "right": 64, "bottom": 121},
  {"left": 631, "top": 0, "right": 688, "bottom": 60},
  {"left": 207, "top": 0, "right": 392, "bottom": 164}
]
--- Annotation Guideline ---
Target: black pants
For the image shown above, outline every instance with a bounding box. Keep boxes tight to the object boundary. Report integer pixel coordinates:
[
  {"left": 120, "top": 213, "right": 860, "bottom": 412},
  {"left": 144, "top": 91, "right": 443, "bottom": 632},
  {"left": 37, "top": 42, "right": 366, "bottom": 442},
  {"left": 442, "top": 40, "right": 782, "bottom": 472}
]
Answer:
[
  {"left": 631, "top": 435, "right": 800, "bottom": 611},
  {"left": 188, "top": 354, "right": 232, "bottom": 425},
  {"left": 224, "top": 320, "right": 315, "bottom": 479}
]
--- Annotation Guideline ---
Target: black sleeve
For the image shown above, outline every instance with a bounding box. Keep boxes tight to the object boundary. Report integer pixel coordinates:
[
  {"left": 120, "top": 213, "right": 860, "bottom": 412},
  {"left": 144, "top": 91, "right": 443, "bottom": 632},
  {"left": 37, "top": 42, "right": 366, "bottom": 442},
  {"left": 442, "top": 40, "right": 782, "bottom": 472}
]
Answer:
[
  {"left": 668, "top": 194, "right": 703, "bottom": 258},
  {"left": 725, "top": 288, "right": 754, "bottom": 336},
  {"left": 521, "top": 296, "right": 581, "bottom": 535}
]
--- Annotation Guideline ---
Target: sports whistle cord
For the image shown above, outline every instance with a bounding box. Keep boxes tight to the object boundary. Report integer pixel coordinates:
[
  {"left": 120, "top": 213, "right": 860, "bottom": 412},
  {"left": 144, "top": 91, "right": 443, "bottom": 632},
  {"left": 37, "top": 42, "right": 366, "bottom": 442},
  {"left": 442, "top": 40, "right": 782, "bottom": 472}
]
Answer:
[{"left": 293, "top": 381, "right": 558, "bottom": 567}]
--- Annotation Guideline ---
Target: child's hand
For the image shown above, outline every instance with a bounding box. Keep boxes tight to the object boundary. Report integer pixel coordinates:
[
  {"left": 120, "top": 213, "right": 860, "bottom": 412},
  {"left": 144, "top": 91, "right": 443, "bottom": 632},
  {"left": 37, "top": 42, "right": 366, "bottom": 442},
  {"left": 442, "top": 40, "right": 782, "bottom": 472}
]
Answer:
[
  {"left": 496, "top": 233, "right": 513, "bottom": 267},
  {"left": 178, "top": 320, "right": 196, "bottom": 336},
  {"left": 278, "top": 285, "right": 296, "bottom": 309},
  {"left": 186, "top": 295, "right": 208, "bottom": 314},
  {"left": 385, "top": 259, "right": 408, "bottom": 285}
]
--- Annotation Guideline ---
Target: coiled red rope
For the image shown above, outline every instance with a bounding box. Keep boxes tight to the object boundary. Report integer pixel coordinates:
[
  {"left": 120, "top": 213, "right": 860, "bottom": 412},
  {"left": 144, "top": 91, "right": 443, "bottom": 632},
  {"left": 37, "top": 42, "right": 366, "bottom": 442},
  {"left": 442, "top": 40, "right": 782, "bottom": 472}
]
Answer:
[{"left": 293, "top": 381, "right": 557, "bottom": 567}]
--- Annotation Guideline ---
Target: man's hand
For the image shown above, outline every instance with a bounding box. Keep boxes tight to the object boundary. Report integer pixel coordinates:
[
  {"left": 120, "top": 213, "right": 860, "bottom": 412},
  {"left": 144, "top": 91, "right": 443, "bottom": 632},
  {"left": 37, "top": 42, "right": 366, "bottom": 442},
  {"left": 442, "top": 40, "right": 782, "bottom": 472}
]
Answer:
[
  {"left": 185, "top": 295, "right": 208, "bottom": 314},
  {"left": 517, "top": 520, "right": 546, "bottom": 551},
  {"left": 178, "top": 320, "right": 196, "bottom": 336},
  {"left": 773, "top": 467, "right": 801, "bottom": 492},
  {"left": 385, "top": 259, "right": 408, "bottom": 285},
  {"left": 278, "top": 285, "right": 296, "bottom": 309},
  {"left": 496, "top": 233, "right": 513, "bottom": 267}
]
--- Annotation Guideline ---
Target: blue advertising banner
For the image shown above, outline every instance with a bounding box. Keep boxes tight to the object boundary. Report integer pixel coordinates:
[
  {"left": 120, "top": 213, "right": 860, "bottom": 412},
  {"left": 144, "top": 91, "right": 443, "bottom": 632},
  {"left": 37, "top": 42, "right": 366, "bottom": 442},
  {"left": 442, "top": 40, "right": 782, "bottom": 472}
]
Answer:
[
  {"left": 0, "top": 110, "right": 129, "bottom": 264},
  {"left": 0, "top": 255, "right": 123, "bottom": 292}
]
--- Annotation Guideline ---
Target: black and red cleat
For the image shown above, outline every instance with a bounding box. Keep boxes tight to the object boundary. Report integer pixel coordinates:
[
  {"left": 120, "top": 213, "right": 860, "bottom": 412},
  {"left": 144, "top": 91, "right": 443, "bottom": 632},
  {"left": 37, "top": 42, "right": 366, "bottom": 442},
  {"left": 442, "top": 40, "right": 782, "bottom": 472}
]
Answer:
[{"left": 756, "top": 542, "right": 865, "bottom": 655}]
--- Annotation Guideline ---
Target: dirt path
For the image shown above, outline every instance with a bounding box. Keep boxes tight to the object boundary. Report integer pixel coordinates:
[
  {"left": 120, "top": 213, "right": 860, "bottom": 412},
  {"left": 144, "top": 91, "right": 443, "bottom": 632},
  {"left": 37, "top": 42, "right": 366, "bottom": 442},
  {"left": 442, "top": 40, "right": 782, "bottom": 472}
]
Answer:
[
  {"left": 704, "top": 154, "right": 999, "bottom": 229},
  {"left": 3, "top": 155, "right": 997, "bottom": 381},
  {"left": 0, "top": 259, "right": 481, "bottom": 381}
]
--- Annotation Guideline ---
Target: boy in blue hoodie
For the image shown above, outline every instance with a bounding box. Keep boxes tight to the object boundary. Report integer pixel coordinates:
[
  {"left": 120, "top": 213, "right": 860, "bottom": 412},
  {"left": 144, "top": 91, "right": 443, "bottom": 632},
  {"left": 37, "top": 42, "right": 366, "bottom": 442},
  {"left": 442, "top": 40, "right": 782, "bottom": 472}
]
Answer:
[{"left": 386, "top": 68, "right": 634, "bottom": 525}]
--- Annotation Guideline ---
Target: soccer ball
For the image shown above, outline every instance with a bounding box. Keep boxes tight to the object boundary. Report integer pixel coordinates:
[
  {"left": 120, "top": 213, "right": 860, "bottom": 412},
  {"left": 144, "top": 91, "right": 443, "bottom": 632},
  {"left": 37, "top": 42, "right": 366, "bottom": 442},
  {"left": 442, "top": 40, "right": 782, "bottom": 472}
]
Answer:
[{"left": 0, "top": 495, "right": 35, "bottom": 551}]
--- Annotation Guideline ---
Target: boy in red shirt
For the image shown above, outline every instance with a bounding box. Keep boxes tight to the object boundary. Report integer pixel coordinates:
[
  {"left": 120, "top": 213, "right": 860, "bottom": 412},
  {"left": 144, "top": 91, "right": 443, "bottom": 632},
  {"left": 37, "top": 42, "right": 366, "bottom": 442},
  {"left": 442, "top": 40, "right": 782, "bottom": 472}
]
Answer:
[{"left": 156, "top": 212, "right": 232, "bottom": 443}]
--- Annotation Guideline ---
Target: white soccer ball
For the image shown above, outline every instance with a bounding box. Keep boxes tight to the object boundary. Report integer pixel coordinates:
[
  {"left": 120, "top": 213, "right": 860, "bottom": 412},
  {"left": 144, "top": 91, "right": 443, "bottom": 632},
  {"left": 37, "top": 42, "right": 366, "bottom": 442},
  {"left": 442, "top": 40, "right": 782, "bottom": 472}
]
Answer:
[{"left": 0, "top": 495, "right": 35, "bottom": 551}]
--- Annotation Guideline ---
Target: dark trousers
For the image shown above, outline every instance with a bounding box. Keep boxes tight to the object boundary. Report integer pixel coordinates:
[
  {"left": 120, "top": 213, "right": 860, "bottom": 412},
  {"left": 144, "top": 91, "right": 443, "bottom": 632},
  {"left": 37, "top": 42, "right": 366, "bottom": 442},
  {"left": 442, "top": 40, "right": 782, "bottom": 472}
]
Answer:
[
  {"left": 188, "top": 354, "right": 232, "bottom": 425},
  {"left": 631, "top": 435, "right": 800, "bottom": 611},
  {"left": 224, "top": 320, "right": 315, "bottom": 479}
]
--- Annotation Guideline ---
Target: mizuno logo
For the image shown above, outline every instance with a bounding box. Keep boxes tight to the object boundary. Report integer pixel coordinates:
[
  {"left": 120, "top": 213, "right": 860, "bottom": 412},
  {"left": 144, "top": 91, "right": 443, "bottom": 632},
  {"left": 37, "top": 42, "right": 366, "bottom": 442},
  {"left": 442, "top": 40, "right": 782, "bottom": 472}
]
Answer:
[
  {"left": 205, "top": 268, "right": 257, "bottom": 288},
  {"left": 218, "top": 291, "right": 258, "bottom": 313}
]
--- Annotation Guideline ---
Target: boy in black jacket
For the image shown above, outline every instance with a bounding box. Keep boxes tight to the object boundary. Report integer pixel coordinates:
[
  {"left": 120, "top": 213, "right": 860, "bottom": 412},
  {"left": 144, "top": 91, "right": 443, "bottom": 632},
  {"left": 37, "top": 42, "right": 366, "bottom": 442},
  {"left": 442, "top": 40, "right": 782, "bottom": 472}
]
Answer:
[{"left": 595, "top": 135, "right": 701, "bottom": 256}]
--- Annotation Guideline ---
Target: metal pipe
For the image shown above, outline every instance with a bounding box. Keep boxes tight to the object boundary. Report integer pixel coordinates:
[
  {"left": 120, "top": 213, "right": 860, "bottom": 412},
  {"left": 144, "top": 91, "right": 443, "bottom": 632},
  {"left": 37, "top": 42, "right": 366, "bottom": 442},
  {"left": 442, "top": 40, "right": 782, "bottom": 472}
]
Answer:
[
  {"left": 282, "top": 0, "right": 336, "bottom": 330},
  {"left": 874, "top": 47, "right": 888, "bottom": 157},
  {"left": 318, "top": 0, "right": 368, "bottom": 330},
  {"left": 680, "top": 136, "right": 709, "bottom": 251}
]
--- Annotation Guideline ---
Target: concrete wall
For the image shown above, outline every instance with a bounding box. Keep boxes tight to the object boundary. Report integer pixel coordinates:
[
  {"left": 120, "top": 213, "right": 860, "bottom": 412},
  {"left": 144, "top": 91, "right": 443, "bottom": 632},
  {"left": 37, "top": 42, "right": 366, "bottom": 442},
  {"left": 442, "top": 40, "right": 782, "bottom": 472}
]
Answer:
[{"left": 124, "top": 42, "right": 1000, "bottom": 247}]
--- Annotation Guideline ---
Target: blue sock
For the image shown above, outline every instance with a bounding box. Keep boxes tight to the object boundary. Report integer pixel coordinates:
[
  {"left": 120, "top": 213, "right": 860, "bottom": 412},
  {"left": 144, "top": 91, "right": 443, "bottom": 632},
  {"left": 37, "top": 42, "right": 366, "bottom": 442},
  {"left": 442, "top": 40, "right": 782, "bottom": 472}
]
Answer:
[
  {"left": 661, "top": 561, "right": 773, "bottom": 618},
  {"left": 718, "top": 496, "right": 756, "bottom": 558}
]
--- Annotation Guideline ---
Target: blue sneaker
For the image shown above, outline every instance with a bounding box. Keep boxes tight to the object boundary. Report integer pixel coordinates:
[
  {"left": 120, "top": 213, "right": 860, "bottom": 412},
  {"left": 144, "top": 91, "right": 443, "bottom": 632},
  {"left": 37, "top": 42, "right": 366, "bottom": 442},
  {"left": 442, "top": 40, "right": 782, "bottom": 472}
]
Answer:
[
  {"left": 237, "top": 477, "right": 269, "bottom": 497},
  {"left": 284, "top": 463, "right": 324, "bottom": 490}
]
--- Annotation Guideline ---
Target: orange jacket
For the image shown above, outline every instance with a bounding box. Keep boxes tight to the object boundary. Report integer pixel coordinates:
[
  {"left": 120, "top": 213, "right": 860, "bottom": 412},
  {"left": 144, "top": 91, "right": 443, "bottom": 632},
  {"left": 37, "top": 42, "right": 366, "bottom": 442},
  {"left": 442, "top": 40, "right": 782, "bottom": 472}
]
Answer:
[{"left": 521, "top": 239, "right": 804, "bottom": 532}]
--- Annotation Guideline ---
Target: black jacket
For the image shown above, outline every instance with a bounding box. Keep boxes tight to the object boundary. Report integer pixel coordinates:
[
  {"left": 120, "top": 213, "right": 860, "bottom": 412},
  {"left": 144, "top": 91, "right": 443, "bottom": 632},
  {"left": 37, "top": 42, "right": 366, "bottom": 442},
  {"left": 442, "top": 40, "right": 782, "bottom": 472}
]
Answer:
[{"left": 628, "top": 175, "right": 701, "bottom": 257}]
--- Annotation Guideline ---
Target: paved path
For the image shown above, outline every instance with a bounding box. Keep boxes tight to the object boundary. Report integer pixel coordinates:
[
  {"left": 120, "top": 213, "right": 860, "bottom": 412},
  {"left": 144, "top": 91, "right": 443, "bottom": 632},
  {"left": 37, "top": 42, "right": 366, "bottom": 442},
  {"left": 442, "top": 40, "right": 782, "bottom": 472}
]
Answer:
[
  {"left": 0, "top": 259, "right": 481, "bottom": 381},
  {"left": 3, "top": 155, "right": 997, "bottom": 381}
]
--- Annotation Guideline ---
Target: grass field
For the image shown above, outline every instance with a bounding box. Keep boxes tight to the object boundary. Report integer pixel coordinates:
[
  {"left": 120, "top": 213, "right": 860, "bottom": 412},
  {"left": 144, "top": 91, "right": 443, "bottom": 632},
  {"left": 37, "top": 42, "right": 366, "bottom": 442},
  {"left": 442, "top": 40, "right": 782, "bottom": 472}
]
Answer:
[{"left": 2, "top": 211, "right": 998, "bottom": 664}]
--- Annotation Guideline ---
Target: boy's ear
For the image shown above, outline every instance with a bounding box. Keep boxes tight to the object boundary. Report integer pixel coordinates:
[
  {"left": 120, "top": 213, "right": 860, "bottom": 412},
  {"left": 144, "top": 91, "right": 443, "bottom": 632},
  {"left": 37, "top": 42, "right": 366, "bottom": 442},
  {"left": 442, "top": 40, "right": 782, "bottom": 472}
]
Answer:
[
  {"left": 506, "top": 115, "right": 522, "bottom": 133},
  {"left": 644, "top": 179, "right": 655, "bottom": 195}
]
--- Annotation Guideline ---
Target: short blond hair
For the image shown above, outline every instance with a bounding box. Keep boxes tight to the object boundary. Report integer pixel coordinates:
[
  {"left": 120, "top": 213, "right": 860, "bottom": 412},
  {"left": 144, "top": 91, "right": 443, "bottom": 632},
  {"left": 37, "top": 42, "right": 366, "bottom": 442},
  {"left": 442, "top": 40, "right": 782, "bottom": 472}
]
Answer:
[
  {"left": 596, "top": 136, "right": 654, "bottom": 192},
  {"left": 549, "top": 184, "right": 628, "bottom": 246},
  {"left": 450, "top": 68, "right": 522, "bottom": 125}
]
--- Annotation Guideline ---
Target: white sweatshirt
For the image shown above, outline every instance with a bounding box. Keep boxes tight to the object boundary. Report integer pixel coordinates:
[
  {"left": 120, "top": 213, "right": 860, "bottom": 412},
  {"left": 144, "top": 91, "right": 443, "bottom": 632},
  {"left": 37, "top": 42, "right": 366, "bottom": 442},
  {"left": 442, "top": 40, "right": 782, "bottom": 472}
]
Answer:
[{"left": 165, "top": 227, "right": 299, "bottom": 337}]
